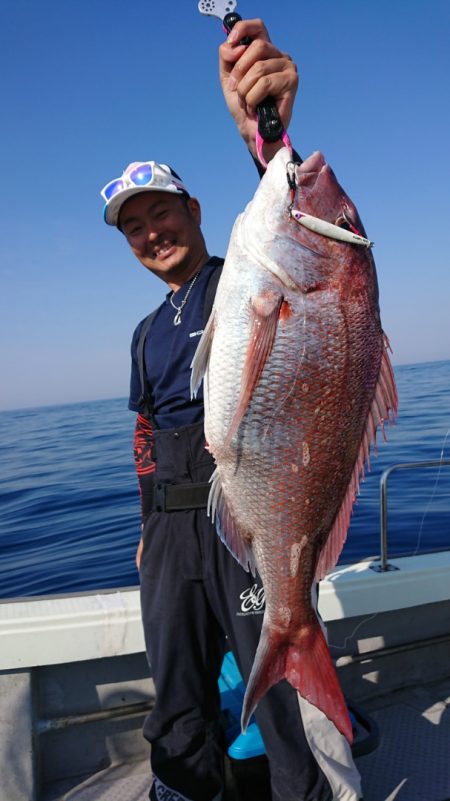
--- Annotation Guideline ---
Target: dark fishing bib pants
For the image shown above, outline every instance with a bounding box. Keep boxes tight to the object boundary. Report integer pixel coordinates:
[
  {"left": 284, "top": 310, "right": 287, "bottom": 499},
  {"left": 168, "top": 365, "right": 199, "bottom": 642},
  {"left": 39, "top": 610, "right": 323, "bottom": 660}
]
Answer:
[{"left": 139, "top": 421, "right": 333, "bottom": 801}]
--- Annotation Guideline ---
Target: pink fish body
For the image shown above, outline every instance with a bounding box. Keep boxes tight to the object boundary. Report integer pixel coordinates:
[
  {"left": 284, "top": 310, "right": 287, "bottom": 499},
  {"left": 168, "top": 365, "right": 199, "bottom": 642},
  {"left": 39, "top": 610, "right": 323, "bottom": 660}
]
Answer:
[{"left": 191, "top": 148, "right": 397, "bottom": 742}]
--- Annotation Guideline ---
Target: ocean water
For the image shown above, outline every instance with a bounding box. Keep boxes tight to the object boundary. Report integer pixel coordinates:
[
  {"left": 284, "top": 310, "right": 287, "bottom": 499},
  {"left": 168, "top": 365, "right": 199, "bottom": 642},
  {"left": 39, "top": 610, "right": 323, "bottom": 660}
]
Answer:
[{"left": 0, "top": 360, "right": 449, "bottom": 600}]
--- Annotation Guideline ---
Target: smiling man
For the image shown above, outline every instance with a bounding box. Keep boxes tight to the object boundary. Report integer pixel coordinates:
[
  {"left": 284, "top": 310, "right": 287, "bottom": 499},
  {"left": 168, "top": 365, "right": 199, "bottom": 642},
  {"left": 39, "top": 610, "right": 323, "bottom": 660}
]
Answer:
[
  {"left": 100, "top": 17, "right": 362, "bottom": 801},
  {"left": 112, "top": 171, "right": 208, "bottom": 290}
]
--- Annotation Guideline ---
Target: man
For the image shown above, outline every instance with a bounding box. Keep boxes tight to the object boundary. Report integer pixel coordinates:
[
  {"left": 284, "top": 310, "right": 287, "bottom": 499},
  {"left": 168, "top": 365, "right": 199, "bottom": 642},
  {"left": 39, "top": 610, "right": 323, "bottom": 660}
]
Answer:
[{"left": 101, "top": 18, "right": 362, "bottom": 801}]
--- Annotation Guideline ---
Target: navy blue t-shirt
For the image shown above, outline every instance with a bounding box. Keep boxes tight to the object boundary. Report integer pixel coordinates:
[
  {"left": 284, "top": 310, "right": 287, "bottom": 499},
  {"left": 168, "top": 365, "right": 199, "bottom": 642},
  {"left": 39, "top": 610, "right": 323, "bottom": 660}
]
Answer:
[{"left": 128, "top": 258, "right": 221, "bottom": 429}]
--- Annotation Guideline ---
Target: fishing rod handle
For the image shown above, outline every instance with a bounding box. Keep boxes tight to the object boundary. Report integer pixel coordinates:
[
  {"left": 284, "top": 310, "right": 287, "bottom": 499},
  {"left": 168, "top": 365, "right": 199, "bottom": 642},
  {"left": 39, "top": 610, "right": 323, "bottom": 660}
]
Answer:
[{"left": 223, "top": 12, "right": 284, "bottom": 143}]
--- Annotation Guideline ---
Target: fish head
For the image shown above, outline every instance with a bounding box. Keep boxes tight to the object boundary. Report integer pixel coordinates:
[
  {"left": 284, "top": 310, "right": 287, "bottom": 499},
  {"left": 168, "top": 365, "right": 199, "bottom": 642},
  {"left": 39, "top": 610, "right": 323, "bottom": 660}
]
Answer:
[
  {"left": 294, "top": 151, "right": 367, "bottom": 240},
  {"left": 249, "top": 148, "right": 379, "bottom": 304}
]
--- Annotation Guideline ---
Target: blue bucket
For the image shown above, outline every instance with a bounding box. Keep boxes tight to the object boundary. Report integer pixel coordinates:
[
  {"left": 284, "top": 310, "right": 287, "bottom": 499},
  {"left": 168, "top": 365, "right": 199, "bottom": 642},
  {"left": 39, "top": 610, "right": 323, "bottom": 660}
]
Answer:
[{"left": 218, "top": 651, "right": 266, "bottom": 760}]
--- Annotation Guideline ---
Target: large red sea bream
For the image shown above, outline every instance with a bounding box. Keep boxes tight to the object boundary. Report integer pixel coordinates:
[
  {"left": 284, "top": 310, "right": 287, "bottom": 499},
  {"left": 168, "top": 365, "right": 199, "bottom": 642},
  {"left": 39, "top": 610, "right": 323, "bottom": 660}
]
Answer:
[{"left": 191, "top": 148, "right": 397, "bottom": 742}]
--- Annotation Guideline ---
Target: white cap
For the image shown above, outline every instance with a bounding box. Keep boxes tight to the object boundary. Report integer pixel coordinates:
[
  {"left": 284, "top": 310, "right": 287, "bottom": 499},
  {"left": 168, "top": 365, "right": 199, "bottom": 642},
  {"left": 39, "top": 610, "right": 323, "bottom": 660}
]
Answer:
[{"left": 101, "top": 161, "right": 189, "bottom": 226}]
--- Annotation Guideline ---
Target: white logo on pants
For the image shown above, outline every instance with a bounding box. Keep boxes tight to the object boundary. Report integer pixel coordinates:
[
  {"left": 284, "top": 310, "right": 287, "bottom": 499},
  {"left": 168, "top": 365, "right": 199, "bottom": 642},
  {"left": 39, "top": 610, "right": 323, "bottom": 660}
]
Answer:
[{"left": 238, "top": 583, "right": 265, "bottom": 615}]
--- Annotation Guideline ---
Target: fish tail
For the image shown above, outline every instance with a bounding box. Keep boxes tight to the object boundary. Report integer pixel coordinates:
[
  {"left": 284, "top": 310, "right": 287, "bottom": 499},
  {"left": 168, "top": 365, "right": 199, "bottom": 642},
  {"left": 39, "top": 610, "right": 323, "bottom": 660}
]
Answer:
[{"left": 241, "top": 620, "right": 353, "bottom": 743}]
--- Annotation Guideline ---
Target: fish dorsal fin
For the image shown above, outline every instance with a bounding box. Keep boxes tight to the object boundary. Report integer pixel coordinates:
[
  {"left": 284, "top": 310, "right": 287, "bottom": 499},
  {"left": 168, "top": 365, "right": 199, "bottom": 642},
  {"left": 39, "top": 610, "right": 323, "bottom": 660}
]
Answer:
[
  {"left": 190, "top": 309, "right": 215, "bottom": 399},
  {"left": 315, "top": 338, "right": 398, "bottom": 581},
  {"left": 208, "top": 468, "right": 258, "bottom": 576},
  {"left": 225, "top": 291, "right": 283, "bottom": 446}
]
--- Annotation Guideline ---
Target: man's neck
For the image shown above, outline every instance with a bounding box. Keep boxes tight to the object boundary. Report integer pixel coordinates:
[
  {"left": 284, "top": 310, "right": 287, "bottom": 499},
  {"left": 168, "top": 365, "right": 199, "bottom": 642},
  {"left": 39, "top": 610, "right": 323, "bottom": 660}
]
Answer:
[{"left": 165, "top": 252, "right": 211, "bottom": 293}]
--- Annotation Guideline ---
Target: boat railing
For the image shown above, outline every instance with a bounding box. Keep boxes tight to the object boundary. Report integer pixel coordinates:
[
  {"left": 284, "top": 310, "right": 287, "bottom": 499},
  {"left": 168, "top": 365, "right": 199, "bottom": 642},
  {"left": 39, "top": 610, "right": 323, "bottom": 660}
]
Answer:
[{"left": 372, "top": 459, "right": 450, "bottom": 572}]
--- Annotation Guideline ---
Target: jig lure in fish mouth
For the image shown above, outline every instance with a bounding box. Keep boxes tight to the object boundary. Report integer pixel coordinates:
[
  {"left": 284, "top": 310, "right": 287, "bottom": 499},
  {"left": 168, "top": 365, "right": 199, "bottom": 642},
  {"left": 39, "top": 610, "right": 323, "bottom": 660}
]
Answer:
[
  {"left": 285, "top": 161, "right": 373, "bottom": 247},
  {"left": 289, "top": 208, "right": 374, "bottom": 248}
]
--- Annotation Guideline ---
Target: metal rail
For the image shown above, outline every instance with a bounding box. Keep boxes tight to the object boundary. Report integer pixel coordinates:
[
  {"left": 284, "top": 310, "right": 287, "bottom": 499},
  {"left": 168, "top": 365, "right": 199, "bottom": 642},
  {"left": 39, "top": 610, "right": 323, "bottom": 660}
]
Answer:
[{"left": 373, "top": 459, "right": 450, "bottom": 572}]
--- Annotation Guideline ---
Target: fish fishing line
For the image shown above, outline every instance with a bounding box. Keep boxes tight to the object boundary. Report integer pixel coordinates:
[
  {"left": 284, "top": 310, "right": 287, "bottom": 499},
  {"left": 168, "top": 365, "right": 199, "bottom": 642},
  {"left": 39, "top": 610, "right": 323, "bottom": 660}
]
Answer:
[
  {"left": 327, "top": 425, "right": 450, "bottom": 653},
  {"left": 326, "top": 611, "right": 380, "bottom": 653},
  {"left": 412, "top": 425, "right": 450, "bottom": 557}
]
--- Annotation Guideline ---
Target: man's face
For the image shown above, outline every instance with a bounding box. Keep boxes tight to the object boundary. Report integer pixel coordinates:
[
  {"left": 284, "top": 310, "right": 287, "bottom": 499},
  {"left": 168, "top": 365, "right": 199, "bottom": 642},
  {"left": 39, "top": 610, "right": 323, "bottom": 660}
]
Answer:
[{"left": 118, "top": 191, "right": 207, "bottom": 285}]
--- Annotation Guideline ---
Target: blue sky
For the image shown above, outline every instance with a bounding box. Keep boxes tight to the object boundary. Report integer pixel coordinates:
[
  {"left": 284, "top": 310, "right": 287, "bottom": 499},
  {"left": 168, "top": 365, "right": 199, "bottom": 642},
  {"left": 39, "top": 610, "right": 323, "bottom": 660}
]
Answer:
[{"left": 1, "top": 0, "right": 449, "bottom": 411}]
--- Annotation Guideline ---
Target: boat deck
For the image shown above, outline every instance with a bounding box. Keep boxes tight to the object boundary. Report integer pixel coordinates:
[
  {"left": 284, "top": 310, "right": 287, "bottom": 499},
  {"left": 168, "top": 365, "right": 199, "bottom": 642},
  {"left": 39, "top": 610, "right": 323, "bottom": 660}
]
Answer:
[{"left": 43, "top": 675, "right": 450, "bottom": 801}]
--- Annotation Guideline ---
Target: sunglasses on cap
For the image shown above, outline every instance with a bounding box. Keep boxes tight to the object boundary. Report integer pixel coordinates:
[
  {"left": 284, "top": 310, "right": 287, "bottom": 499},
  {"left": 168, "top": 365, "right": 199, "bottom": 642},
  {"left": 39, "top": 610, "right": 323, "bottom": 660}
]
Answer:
[{"left": 101, "top": 161, "right": 188, "bottom": 203}]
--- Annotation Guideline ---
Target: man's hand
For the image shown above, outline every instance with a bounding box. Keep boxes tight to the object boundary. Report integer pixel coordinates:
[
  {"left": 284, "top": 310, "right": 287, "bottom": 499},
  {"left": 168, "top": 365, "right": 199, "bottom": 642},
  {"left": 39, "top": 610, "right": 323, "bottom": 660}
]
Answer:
[{"left": 219, "top": 18, "right": 298, "bottom": 164}]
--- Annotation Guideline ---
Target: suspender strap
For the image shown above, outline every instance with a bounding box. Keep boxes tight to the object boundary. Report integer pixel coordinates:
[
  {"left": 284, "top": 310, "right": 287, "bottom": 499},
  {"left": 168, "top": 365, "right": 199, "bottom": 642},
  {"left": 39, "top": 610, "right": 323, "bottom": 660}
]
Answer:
[
  {"left": 137, "top": 309, "right": 157, "bottom": 417},
  {"left": 202, "top": 258, "right": 223, "bottom": 326}
]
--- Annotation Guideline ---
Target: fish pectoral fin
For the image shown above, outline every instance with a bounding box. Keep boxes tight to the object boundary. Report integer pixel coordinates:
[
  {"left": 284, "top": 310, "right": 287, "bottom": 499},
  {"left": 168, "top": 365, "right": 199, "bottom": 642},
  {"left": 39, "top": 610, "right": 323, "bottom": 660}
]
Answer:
[
  {"left": 225, "top": 291, "right": 283, "bottom": 445},
  {"left": 190, "top": 310, "right": 215, "bottom": 399},
  {"left": 208, "top": 468, "right": 257, "bottom": 576},
  {"left": 315, "top": 337, "right": 398, "bottom": 581},
  {"left": 241, "top": 620, "right": 353, "bottom": 744}
]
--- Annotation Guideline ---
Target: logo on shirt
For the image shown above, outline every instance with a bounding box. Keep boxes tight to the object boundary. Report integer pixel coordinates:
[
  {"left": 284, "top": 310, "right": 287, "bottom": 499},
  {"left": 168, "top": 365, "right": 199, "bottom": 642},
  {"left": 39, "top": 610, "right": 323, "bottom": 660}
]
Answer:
[
  {"left": 237, "top": 583, "right": 265, "bottom": 615},
  {"left": 189, "top": 329, "right": 204, "bottom": 338}
]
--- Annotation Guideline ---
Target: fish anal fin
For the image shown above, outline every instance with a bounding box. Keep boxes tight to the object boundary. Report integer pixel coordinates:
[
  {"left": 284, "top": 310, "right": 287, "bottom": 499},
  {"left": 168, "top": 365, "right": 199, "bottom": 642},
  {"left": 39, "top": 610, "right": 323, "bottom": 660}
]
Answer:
[
  {"left": 190, "top": 310, "right": 215, "bottom": 399},
  {"left": 315, "top": 337, "right": 398, "bottom": 581},
  {"left": 208, "top": 468, "right": 257, "bottom": 575},
  {"left": 241, "top": 620, "right": 352, "bottom": 743},
  {"left": 225, "top": 291, "right": 283, "bottom": 446}
]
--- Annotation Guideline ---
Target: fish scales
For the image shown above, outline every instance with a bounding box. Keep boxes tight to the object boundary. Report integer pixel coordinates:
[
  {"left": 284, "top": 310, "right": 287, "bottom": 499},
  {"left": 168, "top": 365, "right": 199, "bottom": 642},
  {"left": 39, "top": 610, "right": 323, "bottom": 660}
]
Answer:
[{"left": 191, "top": 148, "right": 397, "bottom": 742}]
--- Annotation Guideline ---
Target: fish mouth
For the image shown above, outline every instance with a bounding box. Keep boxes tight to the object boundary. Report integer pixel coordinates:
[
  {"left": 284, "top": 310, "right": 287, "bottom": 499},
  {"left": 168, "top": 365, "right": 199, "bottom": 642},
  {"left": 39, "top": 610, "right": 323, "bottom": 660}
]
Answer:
[
  {"left": 295, "top": 151, "right": 339, "bottom": 201},
  {"left": 292, "top": 152, "right": 348, "bottom": 249},
  {"left": 296, "top": 151, "right": 327, "bottom": 190}
]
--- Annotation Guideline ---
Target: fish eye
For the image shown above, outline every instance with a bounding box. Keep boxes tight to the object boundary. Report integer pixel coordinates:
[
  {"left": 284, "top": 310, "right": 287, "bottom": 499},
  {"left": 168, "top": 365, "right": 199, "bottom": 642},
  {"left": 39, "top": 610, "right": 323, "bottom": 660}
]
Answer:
[
  {"left": 335, "top": 211, "right": 363, "bottom": 238},
  {"left": 335, "top": 215, "right": 351, "bottom": 231}
]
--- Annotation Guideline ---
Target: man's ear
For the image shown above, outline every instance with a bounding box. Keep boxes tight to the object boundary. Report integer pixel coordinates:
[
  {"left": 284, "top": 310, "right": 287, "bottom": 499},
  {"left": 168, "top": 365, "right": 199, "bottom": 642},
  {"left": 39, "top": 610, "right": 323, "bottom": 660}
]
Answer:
[{"left": 187, "top": 197, "right": 201, "bottom": 225}]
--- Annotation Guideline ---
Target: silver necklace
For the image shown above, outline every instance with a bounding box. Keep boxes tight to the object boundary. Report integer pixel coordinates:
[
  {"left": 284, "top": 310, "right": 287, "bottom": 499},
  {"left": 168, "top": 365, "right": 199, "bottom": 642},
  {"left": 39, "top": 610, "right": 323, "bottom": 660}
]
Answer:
[{"left": 169, "top": 272, "right": 200, "bottom": 326}]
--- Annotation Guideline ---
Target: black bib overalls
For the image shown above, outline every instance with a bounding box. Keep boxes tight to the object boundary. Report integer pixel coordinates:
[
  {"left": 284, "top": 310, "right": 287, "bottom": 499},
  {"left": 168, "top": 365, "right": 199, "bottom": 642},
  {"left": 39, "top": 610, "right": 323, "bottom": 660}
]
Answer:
[{"left": 139, "top": 420, "right": 332, "bottom": 801}]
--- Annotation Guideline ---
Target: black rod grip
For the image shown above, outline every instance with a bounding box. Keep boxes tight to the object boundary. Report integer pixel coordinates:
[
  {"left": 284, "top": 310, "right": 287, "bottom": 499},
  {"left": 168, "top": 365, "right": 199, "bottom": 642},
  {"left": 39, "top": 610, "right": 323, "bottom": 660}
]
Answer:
[
  {"left": 222, "top": 12, "right": 251, "bottom": 43},
  {"left": 222, "top": 12, "right": 284, "bottom": 143}
]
